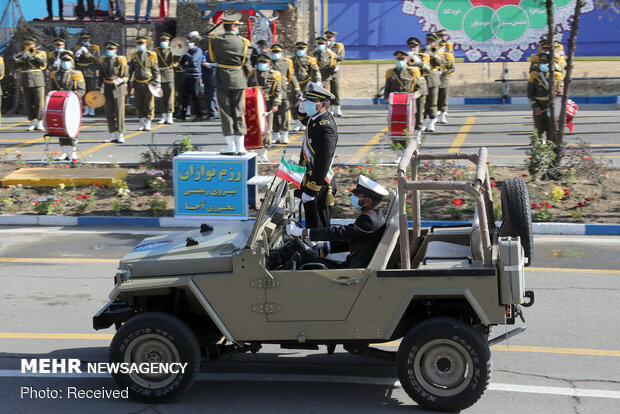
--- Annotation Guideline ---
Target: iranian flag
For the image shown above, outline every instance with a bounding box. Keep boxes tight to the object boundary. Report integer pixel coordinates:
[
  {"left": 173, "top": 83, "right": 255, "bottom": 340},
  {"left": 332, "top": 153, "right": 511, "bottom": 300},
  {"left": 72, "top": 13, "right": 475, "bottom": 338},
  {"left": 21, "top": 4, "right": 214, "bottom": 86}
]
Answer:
[{"left": 276, "top": 156, "right": 306, "bottom": 189}]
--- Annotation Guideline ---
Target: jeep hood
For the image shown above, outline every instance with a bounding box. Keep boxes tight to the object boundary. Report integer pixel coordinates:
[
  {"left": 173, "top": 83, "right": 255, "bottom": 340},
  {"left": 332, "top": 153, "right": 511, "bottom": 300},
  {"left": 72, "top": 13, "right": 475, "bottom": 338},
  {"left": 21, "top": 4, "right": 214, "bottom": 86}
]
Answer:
[{"left": 119, "top": 221, "right": 254, "bottom": 277}]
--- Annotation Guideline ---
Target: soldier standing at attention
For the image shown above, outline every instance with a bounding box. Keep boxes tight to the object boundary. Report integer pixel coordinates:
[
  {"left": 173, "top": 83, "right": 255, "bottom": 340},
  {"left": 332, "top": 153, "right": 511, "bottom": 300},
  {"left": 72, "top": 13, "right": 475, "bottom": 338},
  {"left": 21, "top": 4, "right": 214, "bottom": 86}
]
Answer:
[
  {"left": 296, "top": 82, "right": 338, "bottom": 229},
  {"left": 324, "top": 30, "right": 345, "bottom": 117},
  {"left": 312, "top": 37, "right": 337, "bottom": 97},
  {"left": 128, "top": 36, "right": 160, "bottom": 132},
  {"left": 270, "top": 43, "right": 301, "bottom": 144},
  {"left": 99, "top": 41, "right": 128, "bottom": 143},
  {"left": 247, "top": 53, "right": 283, "bottom": 161},
  {"left": 422, "top": 33, "right": 443, "bottom": 132},
  {"left": 15, "top": 37, "right": 47, "bottom": 131},
  {"left": 49, "top": 52, "right": 86, "bottom": 161},
  {"left": 208, "top": 12, "right": 253, "bottom": 155},
  {"left": 406, "top": 37, "right": 430, "bottom": 142},
  {"left": 292, "top": 41, "right": 321, "bottom": 131},
  {"left": 154, "top": 33, "right": 177, "bottom": 124},
  {"left": 179, "top": 34, "right": 203, "bottom": 122},
  {"left": 527, "top": 53, "right": 564, "bottom": 144},
  {"left": 74, "top": 32, "right": 100, "bottom": 117},
  {"left": 437, "top": 38, "right": 455, "bottom": 124}
]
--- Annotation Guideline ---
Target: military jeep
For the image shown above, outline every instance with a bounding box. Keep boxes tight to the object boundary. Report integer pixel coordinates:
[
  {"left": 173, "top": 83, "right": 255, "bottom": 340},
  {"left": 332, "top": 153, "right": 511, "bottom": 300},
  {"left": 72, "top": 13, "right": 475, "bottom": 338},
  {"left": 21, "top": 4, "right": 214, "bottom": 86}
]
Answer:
[{"left": 93, "top": 140, "right": 535, "bottom": 412}]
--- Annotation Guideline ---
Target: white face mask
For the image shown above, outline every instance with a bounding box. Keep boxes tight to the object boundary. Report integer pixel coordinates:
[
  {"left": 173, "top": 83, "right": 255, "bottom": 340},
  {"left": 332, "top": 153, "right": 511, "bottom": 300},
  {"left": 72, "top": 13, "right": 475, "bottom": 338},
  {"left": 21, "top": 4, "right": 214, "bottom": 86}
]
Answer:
[
  {"left": 295, "top": 49, "right": 306, "bottom": 57},
  {"left": 232, "top": 28, "right": 239, "bottom": 35},
  {"left": 396, "top": 60, "right": 406, "bottom": 69},
  {"left": 317, "top": 44, "right": 326, "bottom": 51},
  {"left": 106, "top": 49, "right": 116, "bottom": 57},
  {"left": 160, "top": 41, "right": 169, "bottom": 48},
  {"left": 304, "top": 100, "right": 319, "bottom": 116},
  {"left": 257, "top": 62, "right": 269, "bottom": 72},
  {"left": 61, "top": 61, "right": 72, "bottom": 70},
  {"left": 137, "top": 44, "right": 147, "bottom": 52},
  {"left": 272, "top": 52, "right": 282, "bottom": 60}
]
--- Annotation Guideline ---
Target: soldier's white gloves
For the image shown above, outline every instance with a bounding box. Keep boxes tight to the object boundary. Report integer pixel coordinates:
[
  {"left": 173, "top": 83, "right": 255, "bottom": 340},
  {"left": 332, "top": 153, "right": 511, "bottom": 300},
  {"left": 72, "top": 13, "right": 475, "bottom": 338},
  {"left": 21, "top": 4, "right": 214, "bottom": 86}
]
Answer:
[
  {"left": 53, "top": 59, "right": 61, "bottom": 68},
  {"left": 286, "top": 222, "right": 304, "bottom": 238},
  {"left": 334, "top": 65, "right": 340, "bottom": 73},
  {"left": 438, "top": 70, "right": 443, "bottom": 76},
  {"left": 298, "top": 101, "right": 306, "bottom": 113},
  {"left": 301, "top": 192, "right": 315, "bottom": 203},
  {"left": 316, "top": 81, "right": 323, "bottom": 87},
  {"left": 411, "top": 55, "right": 421, "bottom": 64},
  {"left": 113, "top": 78, "right": 124, "bottom": 86}
]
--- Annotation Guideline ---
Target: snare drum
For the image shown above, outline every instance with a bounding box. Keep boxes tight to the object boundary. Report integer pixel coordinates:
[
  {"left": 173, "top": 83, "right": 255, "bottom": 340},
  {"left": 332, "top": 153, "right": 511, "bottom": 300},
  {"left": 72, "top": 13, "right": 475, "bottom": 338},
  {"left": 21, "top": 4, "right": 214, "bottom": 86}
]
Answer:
[
  {"left": 388, "top": 92, "right": 415, "bottom": 137},
  {"left": 244, "top": 86, "right": 267, "bottom": 150},
  {"left": 44, "top": 91, "right": 82, "bottom": 145}
]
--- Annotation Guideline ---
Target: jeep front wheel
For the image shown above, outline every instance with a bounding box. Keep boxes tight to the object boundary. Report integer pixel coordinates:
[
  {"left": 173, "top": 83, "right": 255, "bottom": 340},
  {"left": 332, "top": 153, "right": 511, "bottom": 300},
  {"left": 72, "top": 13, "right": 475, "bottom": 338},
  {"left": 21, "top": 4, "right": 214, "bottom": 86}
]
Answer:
[
  {"left": 109, "top": 312, "right": 201, "bottom": 403},
  {"left": 396, "top": 317, "right": 491, "bottom": 412}
]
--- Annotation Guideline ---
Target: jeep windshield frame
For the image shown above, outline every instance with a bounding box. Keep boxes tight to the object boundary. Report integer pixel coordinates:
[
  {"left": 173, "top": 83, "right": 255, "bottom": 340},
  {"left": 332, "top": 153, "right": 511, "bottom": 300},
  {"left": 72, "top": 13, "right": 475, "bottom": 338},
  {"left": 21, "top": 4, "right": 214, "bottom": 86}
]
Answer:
[
  {"left": 246, "top": 176, "right": 286, "bottom": 248},
  {"left": 397, "top": 140, "right": 496, "bottom": 268}
]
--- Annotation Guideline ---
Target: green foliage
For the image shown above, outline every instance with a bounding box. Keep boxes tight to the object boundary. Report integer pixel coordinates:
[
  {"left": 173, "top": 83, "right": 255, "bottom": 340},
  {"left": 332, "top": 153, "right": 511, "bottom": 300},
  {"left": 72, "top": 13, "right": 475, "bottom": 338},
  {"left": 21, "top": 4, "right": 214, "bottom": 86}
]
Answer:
[
  {"left": 149, "top": 196, "right": 168, "bottom": 216},
  {"left": 525, "top": 131, "right": 556, "bottom": 180},
  {"left": 113, "top": 180, "right": 132, "bottom": 215},
  {"left": 139, "top": 134, "right": 201, "bottom": 174}
]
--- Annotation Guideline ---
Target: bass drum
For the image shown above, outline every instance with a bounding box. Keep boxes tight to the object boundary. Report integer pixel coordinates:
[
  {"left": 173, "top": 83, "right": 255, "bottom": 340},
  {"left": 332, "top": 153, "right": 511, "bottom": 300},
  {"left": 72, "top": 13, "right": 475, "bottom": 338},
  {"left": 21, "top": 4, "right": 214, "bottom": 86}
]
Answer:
[
  {"left": 244, "top": 86, "right": 267, "bottom": 150},
  {"left": 388, "top": 92, "right": 415, "bottom": 137},
  {"left": 44, "top": 91, "right": 82, "bottom": 140}
]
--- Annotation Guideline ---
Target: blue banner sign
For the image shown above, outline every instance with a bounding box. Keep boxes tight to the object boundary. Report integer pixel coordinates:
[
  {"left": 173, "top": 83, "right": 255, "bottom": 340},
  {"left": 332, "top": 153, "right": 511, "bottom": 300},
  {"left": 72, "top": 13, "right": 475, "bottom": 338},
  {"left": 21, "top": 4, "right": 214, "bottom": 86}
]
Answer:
[{"left": 173, "top": 153, "right": 253, "bottom": 220}]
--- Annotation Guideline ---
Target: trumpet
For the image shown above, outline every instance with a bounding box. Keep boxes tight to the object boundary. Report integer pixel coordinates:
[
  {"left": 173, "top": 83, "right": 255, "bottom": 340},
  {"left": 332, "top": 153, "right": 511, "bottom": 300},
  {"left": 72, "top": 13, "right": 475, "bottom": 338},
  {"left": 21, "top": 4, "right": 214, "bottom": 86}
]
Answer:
[{"left": 14, "top": 46, "right": 36, "bottom": 61}]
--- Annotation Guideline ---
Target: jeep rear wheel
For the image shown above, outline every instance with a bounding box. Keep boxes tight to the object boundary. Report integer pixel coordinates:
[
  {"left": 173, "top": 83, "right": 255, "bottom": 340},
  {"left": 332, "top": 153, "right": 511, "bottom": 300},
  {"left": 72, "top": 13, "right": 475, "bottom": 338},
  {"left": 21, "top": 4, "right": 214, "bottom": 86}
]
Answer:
[
  {"left": 397, "top": 317, "right": 491, "bottom": 412},
  {"left": 499, "top": 178, "right": 534, "bottom": 265},
  {"left": 109, "top": 312, "right": 201, "bottom": 403}
]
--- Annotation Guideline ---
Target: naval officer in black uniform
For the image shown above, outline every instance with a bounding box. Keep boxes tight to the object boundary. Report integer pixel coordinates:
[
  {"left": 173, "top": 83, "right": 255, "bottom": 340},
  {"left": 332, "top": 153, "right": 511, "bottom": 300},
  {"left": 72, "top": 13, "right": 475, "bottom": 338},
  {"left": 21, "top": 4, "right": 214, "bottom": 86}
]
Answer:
[
  {"left": 286, "top": 175, "right": 389, "bottom": 268},
  {"left": 296, "top": 82, "right": 339, "bottom": 229}
]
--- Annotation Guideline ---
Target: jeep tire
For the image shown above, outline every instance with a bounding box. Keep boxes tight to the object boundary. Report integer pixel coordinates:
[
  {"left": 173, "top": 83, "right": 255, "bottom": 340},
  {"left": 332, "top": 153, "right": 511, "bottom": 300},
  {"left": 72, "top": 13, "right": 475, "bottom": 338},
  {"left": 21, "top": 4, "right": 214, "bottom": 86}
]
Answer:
[
  {"left": 396, "top": 317, "right": 491, "bottom": 412},
  {"left": 499, "top": 178, "right": 534, "bottom": 265},
  {"left": 109, "top": 312, "right": 201, "bottom": 403}
]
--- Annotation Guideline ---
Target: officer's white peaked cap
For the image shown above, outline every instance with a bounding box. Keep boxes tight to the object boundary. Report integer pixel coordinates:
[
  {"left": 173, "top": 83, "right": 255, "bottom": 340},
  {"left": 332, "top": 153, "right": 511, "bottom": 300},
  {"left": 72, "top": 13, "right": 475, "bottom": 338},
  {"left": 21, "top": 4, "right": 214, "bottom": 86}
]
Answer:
[
  {"left": 305, "top": 82, "right": 336, "bottom": 100},
  {"left": 352, "top": 175, "right": 389, "bottom": 197}
]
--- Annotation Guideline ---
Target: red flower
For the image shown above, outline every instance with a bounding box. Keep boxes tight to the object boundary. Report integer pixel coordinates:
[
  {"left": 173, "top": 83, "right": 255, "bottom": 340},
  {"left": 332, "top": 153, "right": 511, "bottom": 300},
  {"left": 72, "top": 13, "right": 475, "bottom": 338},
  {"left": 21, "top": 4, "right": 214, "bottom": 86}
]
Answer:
[
  {"left": 16, "top": 154, "right": 22, "bottom": 157},
  {"left": 365, "top": 160, "right": 370, "bottom": 164},
  {"left": 544, "top": 202, "right": 552, "bottom": 208},
  {"left": 585, "top": 198, "right": 591, "bottom": 201},
  {"left": 83, "top": 195, "right": 90, "bottom": 199},
  {"left": 452, "top": 198, "right": 464, "bottom": 206},
  {"left": 522, "top": 174, "right": 529, "bottom": 177}
]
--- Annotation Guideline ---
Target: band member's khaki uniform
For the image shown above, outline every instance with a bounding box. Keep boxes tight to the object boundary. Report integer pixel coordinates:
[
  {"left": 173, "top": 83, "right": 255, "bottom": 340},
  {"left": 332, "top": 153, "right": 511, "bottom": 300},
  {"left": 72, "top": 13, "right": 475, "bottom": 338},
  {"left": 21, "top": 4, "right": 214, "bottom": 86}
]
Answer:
[
  {"left": 271, "top": 56, "right": 300, "bottom": 133},
  {"left": 327, "top": 41, "right": 345, "bottom": 106},
  {"left": 73, "top": 42, "right": 100, "bottom": 109},
  {"left": 247, "top": 68, "right": 283, "bottom": 137},
  {"left": 16, "top": 50, "right": 47, "bottom": 121},
  {"left": 50, "top": 66, "right": 86, "bottom": 145},
  {"left": 208, "top": 31, "right": 253, "bottom": 137},
  {"left": 153, "top": 46, "right": 177, "bottom": 113},
  {"left": 292, "top": 55, "right": 321, "bottom": 93},
  {"left": 0, "top": 57, "right": 4, "bottom": 121},
  {"left": 99, "top": 54, "right": 128, "bottom": 133},
  {"left": 128, "top": 50, "right": 160, "bottom": 120}
]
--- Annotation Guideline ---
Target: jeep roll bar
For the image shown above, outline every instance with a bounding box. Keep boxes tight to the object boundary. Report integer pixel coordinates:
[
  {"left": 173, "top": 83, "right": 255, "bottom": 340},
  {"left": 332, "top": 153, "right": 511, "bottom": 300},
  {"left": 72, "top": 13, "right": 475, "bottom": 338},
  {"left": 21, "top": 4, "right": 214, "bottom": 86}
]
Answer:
[{"left": 397, "top": 140, "right": 495, "bottom": 268}]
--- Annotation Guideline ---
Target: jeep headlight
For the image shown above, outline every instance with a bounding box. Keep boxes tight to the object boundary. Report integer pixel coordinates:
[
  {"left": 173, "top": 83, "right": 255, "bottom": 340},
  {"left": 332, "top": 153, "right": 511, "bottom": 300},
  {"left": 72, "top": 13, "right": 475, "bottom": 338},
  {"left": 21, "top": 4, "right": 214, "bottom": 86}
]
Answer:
[{"left": 114, "top": 269, "right": 132, "bottom": 285}]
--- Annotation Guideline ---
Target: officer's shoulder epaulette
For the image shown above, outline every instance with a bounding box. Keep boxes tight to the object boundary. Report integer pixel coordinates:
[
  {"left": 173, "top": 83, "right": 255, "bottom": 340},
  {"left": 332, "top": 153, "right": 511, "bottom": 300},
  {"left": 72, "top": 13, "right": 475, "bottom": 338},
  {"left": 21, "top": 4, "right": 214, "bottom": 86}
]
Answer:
[
  {"left": 554, "top": 71, "right": 564, "bottom": 80},
  {"left": 308, "top": 56, "right": 318, "bottom": 64},
  {"left": 71, "top": 71, "right": 84, "bottom": 81},
  {"left": 148, "top": 51, "right": 157, "bottom": 58},
  {"left": 118, "top": 56, "right": 128, "bottom": 64},
  {"left": 319, "top": 119, "right": 330, "bottom": 126},
  {"left": 130, "top": 52, "right": 138, "bottom": 60},
  {"left": 385, "top": 69, "right": 395, "bottom": 79},
  {"left": 98, "top": 55, "right": 106, "bottom": 64},
  {"left": 37, "top": 50, "right": 47, "bottom": 58},
  {"left": 336, "top": 42, "right": 344, "bottom": 49},
  {"left": 407, "top": 67, "right": 420, "bottom": 76},
  {"left": 271, "top": 70, "right": 282, "bottom": 80},
  {"left": 241, "top": 37, "right": 251, "bottom": 46}
]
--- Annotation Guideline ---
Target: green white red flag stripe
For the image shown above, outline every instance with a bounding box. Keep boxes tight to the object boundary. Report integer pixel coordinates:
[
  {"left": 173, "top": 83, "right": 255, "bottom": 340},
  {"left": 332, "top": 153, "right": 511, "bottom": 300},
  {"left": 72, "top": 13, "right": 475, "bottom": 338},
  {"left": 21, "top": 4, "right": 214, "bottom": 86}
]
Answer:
[{"left": 276, "top": 156, "right": 306, "bottom": 189}]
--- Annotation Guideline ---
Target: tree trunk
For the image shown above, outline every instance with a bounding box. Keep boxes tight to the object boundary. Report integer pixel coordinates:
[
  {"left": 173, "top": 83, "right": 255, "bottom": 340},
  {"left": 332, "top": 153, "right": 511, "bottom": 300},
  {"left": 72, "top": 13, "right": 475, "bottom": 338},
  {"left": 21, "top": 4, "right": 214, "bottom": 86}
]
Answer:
[
  {"left": 553, "top": 0, "right": 584, "bottom": 169},
  {"left": 545, "top": 0, "right": 557, "bottom": 145}
]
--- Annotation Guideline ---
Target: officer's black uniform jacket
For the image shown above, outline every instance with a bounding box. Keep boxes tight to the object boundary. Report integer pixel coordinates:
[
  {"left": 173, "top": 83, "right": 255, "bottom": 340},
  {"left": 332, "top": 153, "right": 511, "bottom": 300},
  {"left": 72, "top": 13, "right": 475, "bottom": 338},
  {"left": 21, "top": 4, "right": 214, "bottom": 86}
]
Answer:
[
  {"left": 299, "top": 111, "right": 338, "bottom": 197},
  {"left": 309, "top": 209, "right": 386, "bottom": 268}
]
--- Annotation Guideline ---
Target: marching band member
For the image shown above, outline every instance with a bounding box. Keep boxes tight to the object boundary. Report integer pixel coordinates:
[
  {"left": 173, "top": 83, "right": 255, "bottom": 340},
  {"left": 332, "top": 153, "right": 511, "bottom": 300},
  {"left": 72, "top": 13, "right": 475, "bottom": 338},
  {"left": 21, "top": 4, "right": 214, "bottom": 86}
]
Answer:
[
  {"left": 247, "top": 53, "right": 283, "bottom": 161},
  {"left": 270, "top": 42, "right": 301, "bottom": 144},
  {"left": 292, "top": 41, "right": 321, "bottom": 131},
  {"left": 99, "top": 41, "right": 128, "bottom": 143},
  {"left": 385, "top": 50, "right": 422, "bottom": 142},
  {"left": 208, "top": 12, "right": 253, "bottom": 155},
  {"left": 437, "top": 39, "right": 455, "bottom": 124},
  {"left": 422, "top": 33, "right": 444, "bottom": 132},
  {"left": 47, "top": 38, "right": 70, "bottom": 74},
  {"left": 324, "top": 30, "right": 345, "bottom": 116},
  {"left": 154, "top": 33, "right": 177, "bottom": 124},
  {"left": 49, "top": 52, "right": 86, "bottom": 160},
  {"left": 407, "top": 37, "right": 430, "bottom": 141},
  {"left": 128, "top": 36, "right": 160, "bottom": 131},
  {"left": 15, "top": 37, "right": 47, "bottom": 131},
  {"left": 527, "top": 53, "right": 564, "bottom": 143},
  {"left": 74, "top": 32, "right": 100, "bottom": 117}
]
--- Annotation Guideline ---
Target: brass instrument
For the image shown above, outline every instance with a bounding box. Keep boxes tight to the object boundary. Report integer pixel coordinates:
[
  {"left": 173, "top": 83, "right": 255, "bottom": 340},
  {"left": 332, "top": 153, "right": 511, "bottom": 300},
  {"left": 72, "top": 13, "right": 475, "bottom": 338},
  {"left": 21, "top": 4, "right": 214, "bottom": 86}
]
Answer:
[{"left": 14, "top": 46, "right": 36, "bottom": 61}]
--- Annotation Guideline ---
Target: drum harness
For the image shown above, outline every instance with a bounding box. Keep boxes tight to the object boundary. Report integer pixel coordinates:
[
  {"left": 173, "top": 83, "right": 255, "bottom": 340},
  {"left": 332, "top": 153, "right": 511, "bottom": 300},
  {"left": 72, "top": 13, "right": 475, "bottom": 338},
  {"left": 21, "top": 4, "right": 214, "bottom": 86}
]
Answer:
[{"left": 388, "top": 68, "right": 415, "bottom": 93}]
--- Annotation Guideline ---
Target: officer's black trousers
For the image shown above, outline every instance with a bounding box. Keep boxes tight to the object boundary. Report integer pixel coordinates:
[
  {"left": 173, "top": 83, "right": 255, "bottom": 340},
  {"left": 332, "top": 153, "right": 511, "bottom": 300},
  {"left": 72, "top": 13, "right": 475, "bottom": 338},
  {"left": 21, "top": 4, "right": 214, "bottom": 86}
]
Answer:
[{"left": 182, "top": 77, "right": 201, "bottom": 117}]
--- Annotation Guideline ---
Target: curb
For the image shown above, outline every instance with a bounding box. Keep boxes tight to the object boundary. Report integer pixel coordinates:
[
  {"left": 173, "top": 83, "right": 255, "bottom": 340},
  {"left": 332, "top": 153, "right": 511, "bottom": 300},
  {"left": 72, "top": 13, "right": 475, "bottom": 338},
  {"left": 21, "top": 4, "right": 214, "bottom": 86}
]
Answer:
[
  {"left": 342, "top": 96, "right": 620, "bottom": 106},
  {"left": 0, "top": 215, "right": 619, "bottom": 235}
]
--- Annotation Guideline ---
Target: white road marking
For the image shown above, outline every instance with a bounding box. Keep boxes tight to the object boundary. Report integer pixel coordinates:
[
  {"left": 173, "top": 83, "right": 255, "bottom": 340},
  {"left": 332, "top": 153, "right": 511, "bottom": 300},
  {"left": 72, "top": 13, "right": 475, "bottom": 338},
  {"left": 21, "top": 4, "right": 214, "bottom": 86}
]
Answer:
[{"left": 0, "top": 370, "right": 618, "bottom": 398}]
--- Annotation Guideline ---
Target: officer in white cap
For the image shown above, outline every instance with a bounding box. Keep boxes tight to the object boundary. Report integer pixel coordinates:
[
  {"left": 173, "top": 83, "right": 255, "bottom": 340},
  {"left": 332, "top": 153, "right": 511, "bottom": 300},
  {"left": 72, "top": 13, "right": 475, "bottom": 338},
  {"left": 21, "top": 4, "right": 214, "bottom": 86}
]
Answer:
[
  {"left": 286, "top": 175, "right": 389, "bottom": 268},
  {"left": 296, "top": 82, "right": 339, "bottom": 229}
]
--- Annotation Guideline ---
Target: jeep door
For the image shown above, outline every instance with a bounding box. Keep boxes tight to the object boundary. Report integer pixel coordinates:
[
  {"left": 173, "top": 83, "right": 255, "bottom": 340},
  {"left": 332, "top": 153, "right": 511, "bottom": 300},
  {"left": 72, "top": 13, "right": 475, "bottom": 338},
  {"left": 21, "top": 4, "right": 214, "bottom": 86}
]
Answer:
[{"left": 265, "top": 268, "right": 370, "bottom": 321}]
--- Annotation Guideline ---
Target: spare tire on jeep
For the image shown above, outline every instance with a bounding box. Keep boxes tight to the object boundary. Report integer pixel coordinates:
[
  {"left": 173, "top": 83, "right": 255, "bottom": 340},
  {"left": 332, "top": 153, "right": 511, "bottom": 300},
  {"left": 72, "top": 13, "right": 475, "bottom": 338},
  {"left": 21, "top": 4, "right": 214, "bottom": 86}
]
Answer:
[{"left": 499, "top": 178, "right": 533, "bottom": 266}]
